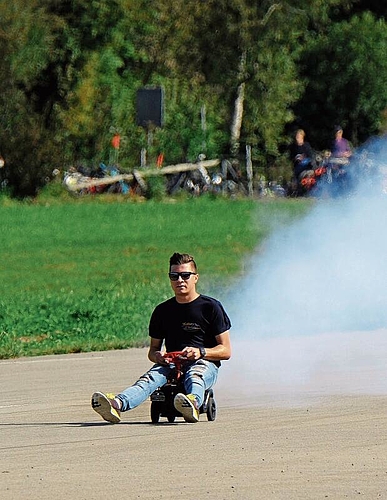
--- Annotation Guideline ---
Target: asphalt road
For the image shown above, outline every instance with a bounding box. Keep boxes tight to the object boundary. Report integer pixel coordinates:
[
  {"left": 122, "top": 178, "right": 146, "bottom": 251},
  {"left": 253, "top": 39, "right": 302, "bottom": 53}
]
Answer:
[{"left": 1, "top": 343, "right": 387, "bottom": 500}]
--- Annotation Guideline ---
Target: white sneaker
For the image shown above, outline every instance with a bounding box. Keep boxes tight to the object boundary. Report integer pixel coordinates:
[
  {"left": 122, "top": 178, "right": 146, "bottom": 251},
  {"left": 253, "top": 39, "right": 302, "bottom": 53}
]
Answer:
[{"left": 174, "top": 393, "right": 199, "bottom": 423}]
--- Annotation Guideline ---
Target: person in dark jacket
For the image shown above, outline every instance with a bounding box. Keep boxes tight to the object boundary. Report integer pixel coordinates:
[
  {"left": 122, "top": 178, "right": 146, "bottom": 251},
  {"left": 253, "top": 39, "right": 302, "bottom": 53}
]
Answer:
[{"left": 289, "top": 129, "right": 314, "bottom": 178}]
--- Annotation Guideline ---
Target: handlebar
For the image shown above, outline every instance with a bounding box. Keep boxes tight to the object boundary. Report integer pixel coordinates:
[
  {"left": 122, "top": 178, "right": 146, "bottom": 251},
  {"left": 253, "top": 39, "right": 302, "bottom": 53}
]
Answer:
[
  {"left": 162, "top": 351, "right": 188, "bottom": 381},
  {"left": 163, "top": 351, "right": 188, "bottom": 364}
]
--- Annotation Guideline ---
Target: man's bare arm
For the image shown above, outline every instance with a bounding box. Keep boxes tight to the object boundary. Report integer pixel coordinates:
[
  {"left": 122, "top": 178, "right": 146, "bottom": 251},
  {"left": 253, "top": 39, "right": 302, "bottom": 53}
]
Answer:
[
  {"left": 182, "top": 331, "right": 231, "bottom": 362},
  {"left": 148, "top": 337, "right": 166, "bottom": 364}
]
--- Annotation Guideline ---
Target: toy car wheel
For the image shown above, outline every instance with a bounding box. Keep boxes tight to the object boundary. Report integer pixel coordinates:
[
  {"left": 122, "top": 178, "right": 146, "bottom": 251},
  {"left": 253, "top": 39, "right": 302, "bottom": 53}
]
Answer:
[
  {"left": 151, "top": 402, "right": 161, "bottom": 423},
  {"left": 167, "top": 415, "right": 176, "bottom": 423},
  {"left": 206, "top": 396, "right": 216, "bottom": 421}
]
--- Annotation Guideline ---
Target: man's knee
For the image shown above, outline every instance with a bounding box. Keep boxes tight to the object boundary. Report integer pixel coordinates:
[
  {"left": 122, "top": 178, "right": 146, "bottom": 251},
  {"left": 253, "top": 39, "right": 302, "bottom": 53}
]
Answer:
[{"left": 188, "top": 361, "right": 208, "bottom": 378}]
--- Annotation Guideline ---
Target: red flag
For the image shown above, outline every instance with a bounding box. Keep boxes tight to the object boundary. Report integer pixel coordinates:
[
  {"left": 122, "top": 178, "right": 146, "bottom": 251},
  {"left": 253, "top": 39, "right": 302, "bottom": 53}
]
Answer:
[
  {"left": 112, "top": 134, "right": 121, "bottom": 149},
  {"left": 156, "top": 153, "right": 164, "bottom": 168}
]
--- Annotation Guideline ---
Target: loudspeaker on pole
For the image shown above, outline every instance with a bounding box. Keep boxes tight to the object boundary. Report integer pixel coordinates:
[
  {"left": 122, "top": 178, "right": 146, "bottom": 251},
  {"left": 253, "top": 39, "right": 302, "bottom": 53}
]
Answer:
[{"left": 136, "top": 87, "right": 164, "bottom": 128}]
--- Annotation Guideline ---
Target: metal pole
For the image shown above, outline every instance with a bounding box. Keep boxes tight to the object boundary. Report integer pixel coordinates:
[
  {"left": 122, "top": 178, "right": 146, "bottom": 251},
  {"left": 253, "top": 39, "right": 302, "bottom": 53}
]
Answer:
[{"left": 246, "top": 145, "right": 253, "bottom": 197}]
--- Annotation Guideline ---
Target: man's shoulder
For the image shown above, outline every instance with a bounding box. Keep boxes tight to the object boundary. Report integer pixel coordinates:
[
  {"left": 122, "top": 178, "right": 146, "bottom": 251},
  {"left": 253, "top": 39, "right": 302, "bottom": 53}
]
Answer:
[
  {"left": 196, "top": 294, "right": 224, "bottom": 308},
  {"left": 154, "top": 295, "right": 223, "bottom": 311},
  {"left": 155, "top": 297, "right": 176, "bottom": 310},
  {"left": 197, "top": 293, "right": 218, "bottom": 302}
]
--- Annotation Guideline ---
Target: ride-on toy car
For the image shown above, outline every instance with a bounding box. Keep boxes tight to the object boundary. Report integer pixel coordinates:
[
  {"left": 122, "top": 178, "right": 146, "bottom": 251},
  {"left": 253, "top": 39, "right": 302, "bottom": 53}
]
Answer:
[{"left": 150, "top": 351, "right": 217, "bottom": 423}]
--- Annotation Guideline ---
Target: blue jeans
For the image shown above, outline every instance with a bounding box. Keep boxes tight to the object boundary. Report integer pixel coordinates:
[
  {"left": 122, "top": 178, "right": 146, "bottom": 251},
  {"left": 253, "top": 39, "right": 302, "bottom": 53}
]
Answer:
[{"left": 116, "top": 359, "right": 219, "bottom": 412}]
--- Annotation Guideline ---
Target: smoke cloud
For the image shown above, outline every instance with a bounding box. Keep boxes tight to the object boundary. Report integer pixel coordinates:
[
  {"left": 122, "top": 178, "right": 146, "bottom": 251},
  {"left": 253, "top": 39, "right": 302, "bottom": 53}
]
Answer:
[{"left": 218, "top": 138, "right": 387, "bottom": 405}]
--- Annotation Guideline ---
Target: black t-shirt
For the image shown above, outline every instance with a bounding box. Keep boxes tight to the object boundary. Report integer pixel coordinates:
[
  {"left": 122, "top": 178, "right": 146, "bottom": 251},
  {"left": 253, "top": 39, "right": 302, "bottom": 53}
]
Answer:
[{"left": 149, "top": 294, "right": 231, "bottom": 364}]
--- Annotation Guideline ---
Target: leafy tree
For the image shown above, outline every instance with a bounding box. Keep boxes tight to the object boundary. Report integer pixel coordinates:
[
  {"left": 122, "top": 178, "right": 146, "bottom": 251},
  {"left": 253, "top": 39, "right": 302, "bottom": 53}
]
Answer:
[
  {"left": 295, "top": 12, "right": 387, "bottom": 149},
  {"left": 43, "top": 0, "right": 136, "bottom": 165},
  {"left": 0, "top": 0, "right": 64, "bottom": 196},
  {"left": 156, "top": 0, "right": 347, "bottom": 158},
  {"left": 2, "top": 0, "right": 387, "bottom": 196},
  {"left": 59, "top": 0, "right": 229, "bottom": 167},
  {"left": 342, "top": 0, "right": 387, "bottom": 19}
]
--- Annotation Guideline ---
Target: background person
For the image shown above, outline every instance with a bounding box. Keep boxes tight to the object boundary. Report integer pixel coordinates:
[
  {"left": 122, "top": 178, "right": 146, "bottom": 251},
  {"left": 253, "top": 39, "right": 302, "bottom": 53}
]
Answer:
[
  {"left": 91, "top": 252, "right": 232, "bottom": 424},
  {"left": 329, "top": 125, "right": 353, "bottom": 195},
  {"left": 289, "top": 129, "right": 316, "bottom": 195},
  {"left": 331, "top": 125, "right": 352, "bottom": 160},
  {"left": 289, "top": 129, "right": 314, "bottom": 179}
]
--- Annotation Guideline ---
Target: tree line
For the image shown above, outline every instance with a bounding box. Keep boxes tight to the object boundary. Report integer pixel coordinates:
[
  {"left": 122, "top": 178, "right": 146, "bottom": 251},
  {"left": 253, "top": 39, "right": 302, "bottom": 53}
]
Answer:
[{"left": 1, "top": 0, "right": 387, "bottom": 197}]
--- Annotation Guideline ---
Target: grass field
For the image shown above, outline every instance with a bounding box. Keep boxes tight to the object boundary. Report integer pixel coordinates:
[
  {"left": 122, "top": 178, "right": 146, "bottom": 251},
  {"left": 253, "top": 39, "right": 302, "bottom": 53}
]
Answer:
[{"left": 0, "top": 196, "right": 312, "bottom": 359}]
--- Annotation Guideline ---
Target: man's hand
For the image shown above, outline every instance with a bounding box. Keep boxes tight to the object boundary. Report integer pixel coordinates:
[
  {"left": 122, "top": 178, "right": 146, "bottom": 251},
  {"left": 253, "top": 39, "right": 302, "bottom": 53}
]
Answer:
[
  {"left": 154, "top": 351, "right": 169, "bottom": 365},
  {"left": 181, "top": 346, "right": 201, "bottom": 361}
]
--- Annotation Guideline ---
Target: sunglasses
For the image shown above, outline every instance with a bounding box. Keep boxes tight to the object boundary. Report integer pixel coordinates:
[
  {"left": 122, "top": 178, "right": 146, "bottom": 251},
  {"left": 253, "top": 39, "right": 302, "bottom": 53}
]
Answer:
[{"left": 168, "top": 272, "right": 197, "bottom": 281}]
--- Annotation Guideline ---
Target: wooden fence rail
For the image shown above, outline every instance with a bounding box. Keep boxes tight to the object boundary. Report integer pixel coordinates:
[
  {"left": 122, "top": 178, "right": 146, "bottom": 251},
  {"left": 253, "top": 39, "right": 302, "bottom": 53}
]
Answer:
[{"left": 65, "top": 159, "right": 221, "bottom": 191}]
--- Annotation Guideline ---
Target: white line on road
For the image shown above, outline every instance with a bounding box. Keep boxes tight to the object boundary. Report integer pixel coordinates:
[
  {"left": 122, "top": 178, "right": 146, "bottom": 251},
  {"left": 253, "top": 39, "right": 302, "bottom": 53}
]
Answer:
[{"left": 0, "top": 356, "right": 104, "bottom": 365}]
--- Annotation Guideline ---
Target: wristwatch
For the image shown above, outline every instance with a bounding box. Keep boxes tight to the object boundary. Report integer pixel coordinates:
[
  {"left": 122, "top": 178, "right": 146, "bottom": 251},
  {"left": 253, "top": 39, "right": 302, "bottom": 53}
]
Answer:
[{"left": 199, "top": 346, "right": 206, "bottom": 359}]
